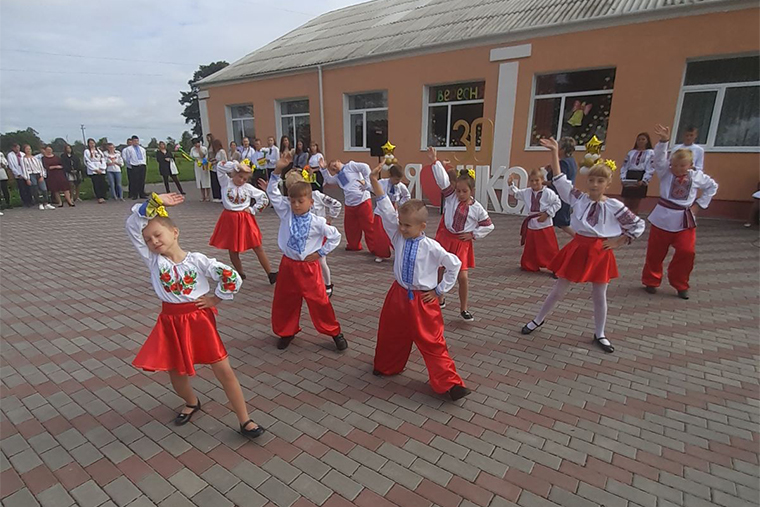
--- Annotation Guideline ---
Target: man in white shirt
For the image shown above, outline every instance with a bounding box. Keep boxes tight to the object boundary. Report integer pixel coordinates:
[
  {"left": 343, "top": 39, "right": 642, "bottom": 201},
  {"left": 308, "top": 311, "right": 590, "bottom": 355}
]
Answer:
[
  {"left": 672, "top": 126, "right": 705, "bottom": 172},
  {"left": 265, "top": 136, "right": 280, "bottom": 178},
  {"left": 237, "top": 137, "right": 256, "bottom": 162},
  {"left": 122, "top": 138, "right": 133, "bottom": 198},
  {"left": 6, "top": 143, "right": 32, "bottom": 207},
  {"left": 124, "top": 135, "right": 148, "bottom": 199},
  {"left": 252, "top": 138, "right": 267, "bottom": 187}
]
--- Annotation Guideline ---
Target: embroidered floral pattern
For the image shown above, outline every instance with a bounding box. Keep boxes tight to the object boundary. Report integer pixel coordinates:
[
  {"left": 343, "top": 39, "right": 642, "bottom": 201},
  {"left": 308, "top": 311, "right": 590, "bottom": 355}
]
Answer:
[
  {"left": 215, "top": 267, "right": 239, "bottom": 293},
  {"left": 226, "top": 187, "right": 245, "bottom": 205},
  {"left": 669, "top": 173, "right": 692, "bottom": 200},
  {"left": 159, "top": 267, "right": 198, "bottom": 295}
]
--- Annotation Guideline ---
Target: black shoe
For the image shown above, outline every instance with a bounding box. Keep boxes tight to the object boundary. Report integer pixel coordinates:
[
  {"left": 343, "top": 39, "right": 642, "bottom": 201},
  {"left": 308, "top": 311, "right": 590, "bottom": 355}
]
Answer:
[
  {"left": 461, "top": 310, "right": 474, "bottom": 322},
  {"left": 449, "top": 385, "right": 471, "bottom": 401},
  {"left": 277, "top": 336, "right": 295, "bottom": 350},
  {"left": 325, "top": 284, "right": 333, "bottom": 298},
  {"left": 333, "top": 333, "right": 348, "bottom": 351},
  {"left": 268, "top": 272, "right": 278, "bottom": 285},
  {"left": 131, "top": 196, "right": 138, "bottom": 200},
  {"left": 174, "top": 399, "right": 201, "bottom": 426},
  {"left": 439, "top": 299, "right": 446, "bottom": 309},
  {"left": 521, "top": 320, "right": 543, "bottom": 335},
  {"left": 551, "top": 272, "right": 558, "bottom": 279},
  {"left": 240, "top": 420, "right": 265, "bottom": 439},
  {"left": 644, "top": 286, "right": 657, "bottom": 294},
  {"left": 677, "top": 290, "right": 689, "bottom": 300},
  {"left": 373, "top": 369, "right": 384, "bottom": 376},
  {"left": 593, "top": 335, "right": 615, "bottom": 353}
]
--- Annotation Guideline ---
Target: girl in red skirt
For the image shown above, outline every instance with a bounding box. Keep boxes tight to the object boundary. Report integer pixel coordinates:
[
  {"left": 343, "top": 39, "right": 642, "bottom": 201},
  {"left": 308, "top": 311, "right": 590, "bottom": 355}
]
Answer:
[
  {"left": 428, "top": 147, "right": 494, "bottom": 322},
  {"left": 209, "top": 161, "right": 277, "bottom": 284},
  {"left": 126, "top": 192, "right": 264, "bottom": 438},
  {"left": 507, "top": 168, "right": 562, "bottom": 273},
  {"left": 521, "top": 139, "right": 645, "bottom": 353}
]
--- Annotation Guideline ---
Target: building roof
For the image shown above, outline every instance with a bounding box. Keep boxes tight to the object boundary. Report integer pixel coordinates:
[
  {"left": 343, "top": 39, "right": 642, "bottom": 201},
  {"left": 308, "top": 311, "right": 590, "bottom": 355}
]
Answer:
[{"left": 199, "top": 0, "right": 740, "bottom": 86}]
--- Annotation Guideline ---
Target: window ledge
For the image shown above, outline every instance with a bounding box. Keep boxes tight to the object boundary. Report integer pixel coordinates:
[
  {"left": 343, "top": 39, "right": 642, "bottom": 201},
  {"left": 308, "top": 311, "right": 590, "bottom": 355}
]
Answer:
[
  {"left": 345, "top": 147, "right": 371, "bottom": 152},
  {"left": 419, "top": 147, "right": 481, "bottom": 152},
  {"left": 704, "top": 147, "right": 760, "bottom": 153}
]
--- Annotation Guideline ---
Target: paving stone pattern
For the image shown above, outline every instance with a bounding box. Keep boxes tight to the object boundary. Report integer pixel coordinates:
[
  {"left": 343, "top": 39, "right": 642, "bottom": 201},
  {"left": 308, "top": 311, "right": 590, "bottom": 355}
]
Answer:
[{"left": 1, "top": 184, "right": 758, "bottom": 507}]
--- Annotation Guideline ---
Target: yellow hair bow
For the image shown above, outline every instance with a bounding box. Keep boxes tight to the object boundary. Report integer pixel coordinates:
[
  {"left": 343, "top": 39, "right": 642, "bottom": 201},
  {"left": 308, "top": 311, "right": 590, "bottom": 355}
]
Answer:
[
  {"left": 459, "top": 168, "right": 476, "bottom": 180},
  {"left": 146, "top": 192, "right": 168, "bottom": 218},
  {"left": 602, "top": 159, "right": 617, "bottom": 171},
  {"left": 242, "top": 158, "right": 252, "bottom": 168}
]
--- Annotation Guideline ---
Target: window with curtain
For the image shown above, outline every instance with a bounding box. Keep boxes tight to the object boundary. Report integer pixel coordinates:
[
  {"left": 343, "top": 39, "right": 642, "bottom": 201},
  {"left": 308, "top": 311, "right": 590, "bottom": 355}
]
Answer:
[
  {"left": 279, "top": 99, "right": 311, "bottom": 147},
  {"left": 345, "top": 91, "right": 388, "bottom": 150}
]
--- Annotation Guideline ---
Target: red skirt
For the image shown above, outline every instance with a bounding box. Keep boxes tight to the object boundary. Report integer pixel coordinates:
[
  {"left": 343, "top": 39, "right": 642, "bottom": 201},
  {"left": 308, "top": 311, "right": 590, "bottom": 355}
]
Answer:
[
  {"left": 435, "top": 222, "right": 475, "bottom": 270},
  {"left": 47, "top": 169, "right": 70, "bottom": 193},
  {"left": 209, "top": 209, "right": 262, "bottom": 252},
  {"left": 549, "top": 234, "right": 618, "bottom": 284},
  {"left": 133, "top": 302, "right": 228, "bottom": 376}
]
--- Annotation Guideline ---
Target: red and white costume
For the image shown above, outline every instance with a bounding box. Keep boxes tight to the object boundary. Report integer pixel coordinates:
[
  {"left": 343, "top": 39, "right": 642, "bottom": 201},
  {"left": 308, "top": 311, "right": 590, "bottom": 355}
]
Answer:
[
  {"left": 209, "top": 162, "right": 269, "bottom": 252},
  {"left": 320, "top": 162, "right": 376, "bottom": 251},
  {"left": 431, "top": 161, "right": 494, "bottom": 270},
  {"left": 373, "top": 194, "right": 465, "bottom": 394},
  {"left": 267, "top": 174, "right": 342, "bottom": 338},
  {"left": 310, "top": 190, "right": 342, "bottom": 287},
  {"left": 371, "top": 178, "right": 411, "bottom": 259},
  {"left": 550, "top": 173, "right": 645, "bottom": 283},
  {"left": 126, "top": 203, "right": 242, "bottom": 376},
  {"left": 508, "top": 184, "right": 562, "bottom": 272},
  {"left": 642, "top": 141, "right": 718, "bottom": 291}
]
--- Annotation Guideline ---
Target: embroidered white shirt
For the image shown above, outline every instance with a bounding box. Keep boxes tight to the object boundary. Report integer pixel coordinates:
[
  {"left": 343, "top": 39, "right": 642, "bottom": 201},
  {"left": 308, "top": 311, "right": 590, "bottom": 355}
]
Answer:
[
  {"left": 265, "top": 146, "right": 280, "bottom": 169},
  {"left": 7, "top": 151, "right": 24, "bottom": 178},
  {"left": 22, "top": 156, "right": 46, "bottom": 179},
  {"left": 217, "top": 162, "right": 269, "bottom": 213},
  {"left": 620, "top": 149, "right": 655, "bottom": 183},
  {"left": 124, "top": 145, "right": 147, "bottom": 167},
  {"left": 105, "top": 152, "right": 124, "bottom": 173},
  {"left": 320, "top": 161, "right": 372, "bottom": 207},
  {"left": 431, "top": 161, "right": 494, "bottom": 239},
  {"left": 84, "top": 149, "right": 106, "bottom": 175},
  {"left": 311, "top": 190, "right": 342, "bottom": 219},
  {"left": 373, "top": 178, "right": 411, "bottom": 215},
  {"left": 508, "top": 185, "right": 562, "bottom": 230}
]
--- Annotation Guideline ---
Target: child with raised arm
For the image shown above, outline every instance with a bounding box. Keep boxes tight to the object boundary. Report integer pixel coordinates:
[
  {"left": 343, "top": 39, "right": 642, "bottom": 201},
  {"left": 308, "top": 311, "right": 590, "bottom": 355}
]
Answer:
[
  {"left": 427, "top": 147, "right": 494, "bottom": 322},
  {"left": 209, "top": 160, "right": 277, "bottom": 284},
  {"left": 319, "top": 158, "right": 377, "bottom": 253},
  {"left": 521, "top": 138, "right": 645, "bottom": 354},
  {"left": 125, "top": 193, "right": 264, "bottom": 438},
  {"left": 263, "top": 152, "right": 347, "bottom": 351},
  {"left": 369, "top": 164, "right": 470, "bottom": 400},
  {"left": 642, "top": 124, "right": 718, "bottom": 299},
  {"left": 370, "top": 164, "right": 411, "bottom": 263},
  {"left": 507, "top": 167, "right": 562, "bottom": 273}
]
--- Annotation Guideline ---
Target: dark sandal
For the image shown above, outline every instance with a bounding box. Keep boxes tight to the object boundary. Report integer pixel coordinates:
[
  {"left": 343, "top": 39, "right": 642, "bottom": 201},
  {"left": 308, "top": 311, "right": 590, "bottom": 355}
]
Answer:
[
  {"left": 521, "top": 320, "right": 543, "bottom": 335},
  {"left": 174, "top": 399, "right": 201, "bottom": 426},
  {"left": 240, "top": 419, "right": 265, "bottom": 439}
]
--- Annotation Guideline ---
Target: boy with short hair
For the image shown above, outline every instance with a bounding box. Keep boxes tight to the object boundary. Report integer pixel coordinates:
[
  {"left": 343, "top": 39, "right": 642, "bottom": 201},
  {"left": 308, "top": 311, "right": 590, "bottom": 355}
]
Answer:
[
  {"left": 369, "top": 164, "right": 470, "bottom": 401},
  {"left": 264, "top": 152, "right": 347, "bottom": 351},
  {"left": 371, "top": 164, "right": 411, "bottom": 262},
  {"left": 672, "top": 126, "right": 704, "bottom": 172}
]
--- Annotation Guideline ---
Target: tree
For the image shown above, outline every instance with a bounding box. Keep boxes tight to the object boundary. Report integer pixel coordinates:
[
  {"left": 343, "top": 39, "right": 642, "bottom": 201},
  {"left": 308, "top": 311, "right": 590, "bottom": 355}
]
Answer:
[
  {"left": 148, "top": 137, "right": 159, "bottom": 149},
  {"left": 180, "top": 131, "right": 193, "bottom": 151},
  {"left": 179, "top": 61, "right": 228, "bottom": 137},
  {"left": 166, "top": 136, "right": 176, "bottom": 151},
  {"left": 97, "top": 137, "right": 109, "bottom": 148},
  {"left": 49, "top": 137, "right": 68, "bottom": 154},
  {"left": 0, "top": 127, "right": 43, "bottom": 153},
  {"left": 72, "top": 141, "right": 86, "bottom": 157}
]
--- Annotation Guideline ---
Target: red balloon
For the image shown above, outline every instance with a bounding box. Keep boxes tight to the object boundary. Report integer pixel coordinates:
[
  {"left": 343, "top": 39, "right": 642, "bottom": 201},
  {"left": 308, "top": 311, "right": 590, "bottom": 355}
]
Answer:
[{"left": 419, "top": 163, "right": 443, "bottom": 206}]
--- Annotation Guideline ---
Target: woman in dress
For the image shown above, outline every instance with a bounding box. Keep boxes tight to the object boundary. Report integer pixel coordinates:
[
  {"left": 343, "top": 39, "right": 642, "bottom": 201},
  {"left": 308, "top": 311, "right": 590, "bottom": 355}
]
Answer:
[
  {"left": 42, "top": 145, "right": 73, "bottom": 206},
  {"left": 190, "top": 138, "right": 211, "bottom": 202},
  {"left": 156, "top": 141, "right": 185, "bottom": 194},
  {"left": 619, "top": 132, "right": 654, "bottom": 214},
  {"left": 61, "top": 144, "right": 84, "bottom": 201},
  {"left": 84, "top": 138, "right": 108, "bottom": 203}
]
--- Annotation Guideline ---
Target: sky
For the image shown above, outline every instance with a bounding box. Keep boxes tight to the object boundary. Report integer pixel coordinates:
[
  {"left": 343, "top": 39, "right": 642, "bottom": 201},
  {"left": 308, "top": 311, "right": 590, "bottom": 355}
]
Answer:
[{"left": 0, "top": 0, "right": 365, "bottom": 145}]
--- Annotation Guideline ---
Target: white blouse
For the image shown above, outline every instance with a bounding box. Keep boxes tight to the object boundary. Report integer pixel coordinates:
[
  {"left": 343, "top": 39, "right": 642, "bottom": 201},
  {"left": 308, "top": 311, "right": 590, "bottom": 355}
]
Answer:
[
  {"left": 552, "top": 173, "right": 645, "bottom": 240},
  {"left": 265, "top": 146, "right": 280, "bottom": 169},
  {"left": 648, "top": 141, "right": 718, "bottom": 232},
  {"left": 375, "top": 195, "right": 461, "bottom": 295},
  {"left": 126, "top": 204, "right": 242, "bottom": 302},
  {"left": 620, "top": 149, "right": 655, "bottom": 183},
  {"left": 508, "top": 185, "right": 562, "bottom": 230},
  {"left": 308, "top": 153, "right": 324, "bottom": 169},
  {"left": 432, "top": 161, "right": 494, "bottom": 239},
  {"left": 84, "top": 149, "right": 106, "bottom": 176},
  {"left": 22, "top": 156, "right": 46, "bottom": 179},
  {"left": 373, "top": 179, "right": 411, "bottom": 216},
  {"left": 311, "top": 190, "right": 342, "bottom": 219},
  {"left": 267, "top": 174, "right": 341, "bottom": 261},
  {"left": 320, "top": 161, "right": 371, "bottom": 207},
  {"left": 105, "top": 152, "right": 124, "bottom": 173},
  {"left": 217, "top": 162, "right": 269, "bottom": 213}
]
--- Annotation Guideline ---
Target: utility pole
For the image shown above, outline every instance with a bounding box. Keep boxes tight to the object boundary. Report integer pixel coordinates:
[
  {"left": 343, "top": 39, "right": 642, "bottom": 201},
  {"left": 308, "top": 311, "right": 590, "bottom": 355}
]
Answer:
[{"left": 80, "top": 125, "right": 86, "bottom": 145}]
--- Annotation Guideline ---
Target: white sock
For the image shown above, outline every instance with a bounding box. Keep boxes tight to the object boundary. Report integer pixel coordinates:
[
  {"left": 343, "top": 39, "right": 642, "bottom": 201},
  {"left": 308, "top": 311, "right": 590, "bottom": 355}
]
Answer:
[
  {"left": 320, "top": 255, "right": 331, "bottom": 286},
  {"left": 532, "top": 278, "right": 571, "bottom": 326},
  {"left": 592, "top": 283, "right": 609, "bottom": 341}
]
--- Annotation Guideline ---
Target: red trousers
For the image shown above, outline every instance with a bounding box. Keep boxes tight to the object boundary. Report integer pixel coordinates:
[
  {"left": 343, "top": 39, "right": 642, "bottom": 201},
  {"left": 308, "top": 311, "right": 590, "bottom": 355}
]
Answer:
[
  {"left": 522, "top": 227, "right": 559, "bottom": 272},
  {"left": 369, "top": 215, "right": 392, "bottom": 258},
  {"left": 642, "top": 225, "right": 696, "bottom": 291},
  {"left": 374, "top": 282, "right": 464, "bottom": 394},
  {"left": 345, "top": 200, "right": 376, "bottom": 251},
  {"left": 271, "top": 256, "right": 341, "bottom": 338}
]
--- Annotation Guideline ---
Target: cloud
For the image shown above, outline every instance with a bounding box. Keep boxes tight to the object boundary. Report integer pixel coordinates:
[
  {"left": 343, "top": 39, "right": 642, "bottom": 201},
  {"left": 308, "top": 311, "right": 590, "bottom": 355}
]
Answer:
[{"left": 63, "top": 97, "right": 128, "bottom": 113}]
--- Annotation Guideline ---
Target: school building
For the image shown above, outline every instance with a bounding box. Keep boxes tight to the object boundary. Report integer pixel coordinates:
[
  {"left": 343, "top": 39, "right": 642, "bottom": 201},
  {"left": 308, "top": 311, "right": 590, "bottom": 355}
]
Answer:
[{"left": 198, "top": 0, "right": 759, "bottom": 219}]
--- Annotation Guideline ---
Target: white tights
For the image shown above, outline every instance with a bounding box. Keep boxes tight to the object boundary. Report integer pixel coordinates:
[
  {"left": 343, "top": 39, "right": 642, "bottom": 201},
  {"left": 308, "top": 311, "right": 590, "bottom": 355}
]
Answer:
[
  {"left": 320, "top": 255, "right": 331, "bottom": 286},
  {"left": 532, "top": 279, "right": 608, "bottom": 337}
]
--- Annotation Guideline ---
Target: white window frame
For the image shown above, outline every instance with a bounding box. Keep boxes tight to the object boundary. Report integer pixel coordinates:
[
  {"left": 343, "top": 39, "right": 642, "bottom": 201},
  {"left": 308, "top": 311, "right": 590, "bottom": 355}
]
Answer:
[
  {"left": 343, "top": 91, "right": 388, "bottom": 151},
  {"left": 226, "top": 104, "right": 254, "bottom": 146},
  {"left": 524, "top": 67, "right": 616, "bottom": 151},
  {"left": 275, "top": 98, "right": 310, "bottom": 145},
  {"left": 673, "top": 55, "right": 760, "bottom": 153},
  {"left": 421, "top": 81, "right": 485, "bottom": 152}
]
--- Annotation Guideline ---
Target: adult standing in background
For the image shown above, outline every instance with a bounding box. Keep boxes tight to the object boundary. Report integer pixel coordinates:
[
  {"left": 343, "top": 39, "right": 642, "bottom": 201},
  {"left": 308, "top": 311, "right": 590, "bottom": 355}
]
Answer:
[
  {"left": 308, "top": 142, "right": 325, "bottom": 189},
  {"left": 251, "top": 138, "right": 267, "bottom": 188},
  {"left": 293, "top": 140, "right": 308, "bottom": 169},
  {"left": 209, "top": 137, "right": 223, "bottom": 202},
  {"left": 124, "top": 135, "right": 147, "bottom": 199},
  {"left": 122, "top": 138, "right": 133, "bottom": 198},
  {"left": 619, "top": 132, "right": 654, "bottom": 215},
  {"left": 156, "top": 141, "right": 185, "bottom": 194},
  {"left": 7, "top": 143, "right": 31, "bottom": 207},
  {"left": 264, "top": 136, "right": 280, "bottom": 178},
  {"left": 238, "top": 137, "right": 256, "bottom": 162},
  {"left": 104, "top": 143, "right": 125, "bottom": 201},
  {"left": 84, "top": 138, "right": 108, "bottom": 203},
  {"left": 228, "top": 141, "right": 242, "bottom": 162},
  {"left": 22, "top": 144, "right": 53, "bottom": 209},
  {"left": 190, "top": 138, "right": 211, "bottom": 202},
  {"left": 0, "top": 152, "right": 10, "bottom": 212},
  {"left": 61, "top": 144, "right": 84, "bottom": 202},
  {"left": 278, "top": 135, "right": 293, "bottom": 180},
  {"left": 42, "top": 145, "right": 73, "bottom": 207}
]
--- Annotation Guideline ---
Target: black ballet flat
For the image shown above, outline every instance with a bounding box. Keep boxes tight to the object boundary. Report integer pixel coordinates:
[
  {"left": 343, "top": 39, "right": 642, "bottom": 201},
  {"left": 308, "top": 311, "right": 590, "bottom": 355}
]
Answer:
[
  {"left": 174, "top": 399, "right": 201, "bottom": 426},
  {"left": 449, "top": 385, "right": 472, "bottom": 401},
  {"left": 593, "top": 335, "right": 615, "bottom": 353},
  {"left": 240, "top": 420, "right": 265, "bottom": 439},
  {"left": 333, "top": 333, "right": 348, "bottom": 351},
  {"left": 677, "top": 290, "right": 689, "bottom": 300},
  {"left": 521, "top": 320, "right": 543, "bottom": 335},
  {"left": 644, "top": 286, "right": 657, "bottom": 294},
  {"left": 278, "top": 336, "right": 295, "bottom": 350},
  {"left": 268, "top": 272, "right": 278, "bottom": 285}
]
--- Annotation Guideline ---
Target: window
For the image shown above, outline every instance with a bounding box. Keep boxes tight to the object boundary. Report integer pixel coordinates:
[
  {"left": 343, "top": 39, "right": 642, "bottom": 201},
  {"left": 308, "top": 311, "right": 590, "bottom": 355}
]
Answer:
[
  {"left": 425, "top": 81, "right": 485, "bottom": 149},
  {"left": 675, "top": 55, "right": 760, "bottom": 151},
  {"left": 229, "top": 105, "right": 255, "bottom": 145},
  {"left": 345, "top": 91, "right": 388, "bottom": 150},
  {"left": 528, "top": 68, "right": 615, "bottom": 148},
  {"left": 278, "top": 99, "right": 311, "bottom": 147}
]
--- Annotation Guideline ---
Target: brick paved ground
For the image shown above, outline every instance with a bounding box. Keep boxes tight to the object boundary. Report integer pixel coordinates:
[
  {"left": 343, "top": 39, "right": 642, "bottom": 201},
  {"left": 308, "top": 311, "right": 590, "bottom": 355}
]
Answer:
[{"left": 1, "top": 183, "right": 758, "bottom": 507}]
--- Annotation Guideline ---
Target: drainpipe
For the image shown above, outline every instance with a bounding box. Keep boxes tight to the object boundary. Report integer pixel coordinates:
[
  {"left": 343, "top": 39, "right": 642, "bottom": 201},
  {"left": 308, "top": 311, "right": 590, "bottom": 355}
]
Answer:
[{"left": 318, "top": 65, "right": 325, "bottom": 154}]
